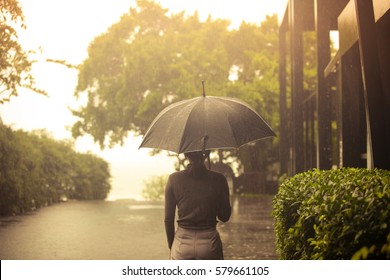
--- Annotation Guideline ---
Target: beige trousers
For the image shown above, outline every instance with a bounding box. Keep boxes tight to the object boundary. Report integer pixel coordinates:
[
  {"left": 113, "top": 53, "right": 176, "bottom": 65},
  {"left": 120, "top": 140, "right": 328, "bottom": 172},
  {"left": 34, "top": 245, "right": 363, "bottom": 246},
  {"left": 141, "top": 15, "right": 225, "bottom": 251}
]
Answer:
[{"left": 170, "top": 226, "right": 224, "bottom": 260}]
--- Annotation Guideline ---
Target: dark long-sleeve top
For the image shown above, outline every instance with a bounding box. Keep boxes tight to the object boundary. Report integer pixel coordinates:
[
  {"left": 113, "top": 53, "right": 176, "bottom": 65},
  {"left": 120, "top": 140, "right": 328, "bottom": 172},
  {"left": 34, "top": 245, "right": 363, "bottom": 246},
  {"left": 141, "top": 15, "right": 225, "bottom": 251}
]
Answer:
[{"left": 164, "top": 169, "right": 231, "bottom": 249}]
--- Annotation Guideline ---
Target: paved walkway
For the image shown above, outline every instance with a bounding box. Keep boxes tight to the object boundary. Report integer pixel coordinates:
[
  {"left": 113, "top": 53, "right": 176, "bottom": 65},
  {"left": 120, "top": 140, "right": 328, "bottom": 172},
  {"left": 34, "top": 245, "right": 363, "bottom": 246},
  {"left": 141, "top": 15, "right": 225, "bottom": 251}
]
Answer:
[
  {"left": 0, "top": 195, "right": 278, "bottom": 260},
  {"left": 219, "top": 195, "right": 278, "bottom": 260}
]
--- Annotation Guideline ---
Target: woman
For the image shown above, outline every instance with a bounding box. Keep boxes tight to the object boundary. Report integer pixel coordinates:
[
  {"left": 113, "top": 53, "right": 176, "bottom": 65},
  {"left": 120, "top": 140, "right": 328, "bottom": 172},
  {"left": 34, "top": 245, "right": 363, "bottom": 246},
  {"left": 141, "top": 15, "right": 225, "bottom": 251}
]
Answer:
[{"left": 164, "top": 151, "right": 231, "bottom": 260}]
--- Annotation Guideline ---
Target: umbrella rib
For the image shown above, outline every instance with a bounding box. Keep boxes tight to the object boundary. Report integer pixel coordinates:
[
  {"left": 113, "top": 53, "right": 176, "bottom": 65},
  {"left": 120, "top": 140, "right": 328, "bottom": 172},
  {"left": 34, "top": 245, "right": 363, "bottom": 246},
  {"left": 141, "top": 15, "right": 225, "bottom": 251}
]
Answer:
[
  {"left": 210, "top": 96, "right": 275, "bottom": 146},
  {"left": 210, "top": 97, "right": 241, "bottom": 147},
  {"left": 176, "top": 99, "right": 200, "bottom": 154},
  {"left": 140, "top": 98, "right": 195, "bottom": 153},
  {"left": 222, "top": 97, "right": 275, "bottom": 136}
]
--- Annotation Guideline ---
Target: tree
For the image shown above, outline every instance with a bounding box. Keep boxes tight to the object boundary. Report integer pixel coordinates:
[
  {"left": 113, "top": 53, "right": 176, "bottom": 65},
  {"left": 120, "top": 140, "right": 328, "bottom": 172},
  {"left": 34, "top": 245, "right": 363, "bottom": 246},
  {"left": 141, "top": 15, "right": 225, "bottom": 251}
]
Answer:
[
  {"left": 0, "top": 122, "right": 112, "bottom": 216},
  {"left": 68, "top": 152, "right": 111, "bottom": 200},
  {"left": 142, "top": 174, "right": 168, "bottom": 201},
  {"left": 71, "top": 0, "right": 232, "bottom": 147},
  {"left": 72, "top": 0, "right": 282, "bottom": 172},
  {"left": 224, "top": 17, "right": 280, "bottom": 172},
  {"left": 0, "top": 0, "right": 45, "bottom": 103},
  {"left": 0, "top": 122, "right": 22, "bottom": 214}
]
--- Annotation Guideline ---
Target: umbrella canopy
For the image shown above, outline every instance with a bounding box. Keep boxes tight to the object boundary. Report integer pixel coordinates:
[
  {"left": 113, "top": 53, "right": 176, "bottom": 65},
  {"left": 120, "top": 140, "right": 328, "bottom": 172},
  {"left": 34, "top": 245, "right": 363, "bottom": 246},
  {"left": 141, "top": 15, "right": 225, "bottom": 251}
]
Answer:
[{"left": 139, "top": 95, "right": 276, "bottom": 154}]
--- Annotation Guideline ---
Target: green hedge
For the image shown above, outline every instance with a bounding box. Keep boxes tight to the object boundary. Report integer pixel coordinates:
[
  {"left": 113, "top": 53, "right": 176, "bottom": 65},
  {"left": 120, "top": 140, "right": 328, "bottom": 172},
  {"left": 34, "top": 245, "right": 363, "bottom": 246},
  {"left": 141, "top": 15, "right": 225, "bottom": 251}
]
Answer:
[
  {"left": 272, "top": 168, "right": 390, "bottom": 259},
  {"left": 0, "top": 123, "right": 112, "bottom": 216}
]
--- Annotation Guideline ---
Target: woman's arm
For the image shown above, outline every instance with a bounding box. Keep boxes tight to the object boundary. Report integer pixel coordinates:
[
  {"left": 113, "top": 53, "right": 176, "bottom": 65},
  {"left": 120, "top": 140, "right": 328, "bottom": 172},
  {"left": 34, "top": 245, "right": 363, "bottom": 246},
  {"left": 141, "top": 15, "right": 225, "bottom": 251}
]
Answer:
[
  {"left": 164, "top": 175, "right": 176, "bottom": 249},
  {"left": 217, "top": 175, "right": 231, "bottom": 222}
]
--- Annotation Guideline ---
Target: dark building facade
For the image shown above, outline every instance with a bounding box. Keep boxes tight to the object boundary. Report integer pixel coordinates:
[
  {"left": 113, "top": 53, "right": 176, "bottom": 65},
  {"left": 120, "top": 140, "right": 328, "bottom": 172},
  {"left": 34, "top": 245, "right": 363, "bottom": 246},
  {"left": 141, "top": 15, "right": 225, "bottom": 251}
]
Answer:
[{"left": 279, "top": 0, "right": 390, "bottom": 175}]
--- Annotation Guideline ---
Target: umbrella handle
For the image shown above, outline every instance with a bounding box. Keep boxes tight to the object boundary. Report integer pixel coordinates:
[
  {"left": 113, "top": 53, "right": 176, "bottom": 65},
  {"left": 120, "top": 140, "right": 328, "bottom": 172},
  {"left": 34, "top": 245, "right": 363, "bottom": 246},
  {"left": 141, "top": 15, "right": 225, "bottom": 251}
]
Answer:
[
  {"left": 201, "top": 136, "right": 208, "bottom": 155},
  {"left": 201, "top": 135, "right": 210, "bottom": 170},
  {"left": 200, "top": 83, "right": 208, "bottom": 168}
]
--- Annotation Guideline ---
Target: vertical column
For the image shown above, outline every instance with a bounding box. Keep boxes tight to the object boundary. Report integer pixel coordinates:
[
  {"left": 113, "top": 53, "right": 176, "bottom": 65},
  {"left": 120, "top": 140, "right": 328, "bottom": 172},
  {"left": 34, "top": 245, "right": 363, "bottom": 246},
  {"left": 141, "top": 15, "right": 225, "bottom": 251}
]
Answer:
[
  {"left": 339, "top": 45, "right": 366, "bottom": 168},
  {"left": 310, "top": 93, "right": 317, "bottom": 167},
  {"left": 336, "top": 62, "right": 343, "bottom": 168},
  {"left": 279, "top": 28, "right": 289, "bottom": 175},
  {"left": 303, "top": 91, "right": 316, "bottom": 169},
  {"left": 315, "top": 0, "right": 333, "bottom": 169},
  {"left": 289, "top": 0, "right": 305, "bottom": 174},
  {"left": 354, "top": 0, "right": 390, "bottom": 169}
]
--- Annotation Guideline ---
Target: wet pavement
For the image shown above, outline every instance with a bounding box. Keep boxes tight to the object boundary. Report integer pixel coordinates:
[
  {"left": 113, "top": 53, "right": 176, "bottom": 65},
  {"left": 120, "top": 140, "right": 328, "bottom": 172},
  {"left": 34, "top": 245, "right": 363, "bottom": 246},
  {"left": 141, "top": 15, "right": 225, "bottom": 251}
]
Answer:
[
  {"left": 219, "top": 195, "right": 278, "bottom": 260},
  {"left": 0, "top": 195, "right": 278, "bottom": 260}
]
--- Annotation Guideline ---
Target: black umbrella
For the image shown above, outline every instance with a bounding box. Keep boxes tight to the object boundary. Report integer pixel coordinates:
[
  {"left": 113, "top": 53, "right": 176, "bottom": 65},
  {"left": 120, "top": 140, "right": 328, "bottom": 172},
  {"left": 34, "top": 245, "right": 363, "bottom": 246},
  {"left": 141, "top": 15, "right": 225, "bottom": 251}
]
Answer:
[{"left": 139, "top": 88, "right": 276, "bottom": 154}]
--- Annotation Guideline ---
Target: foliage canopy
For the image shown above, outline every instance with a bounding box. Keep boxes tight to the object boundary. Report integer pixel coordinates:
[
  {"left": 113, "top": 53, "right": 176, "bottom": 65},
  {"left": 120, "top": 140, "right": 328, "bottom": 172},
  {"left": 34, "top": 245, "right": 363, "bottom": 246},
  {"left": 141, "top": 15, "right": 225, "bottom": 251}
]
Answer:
[
  {"left": 72, "top": 0, "right": 281, "bottom": 172},
  {"left": 0, "top": 122, "right": 111, "bottom": 216},
  {"left": 141, "top": 174, "right": 168, "bottom": 201},
  {"left": 0, "top": 0, "right": 44, "bottom": 103}
]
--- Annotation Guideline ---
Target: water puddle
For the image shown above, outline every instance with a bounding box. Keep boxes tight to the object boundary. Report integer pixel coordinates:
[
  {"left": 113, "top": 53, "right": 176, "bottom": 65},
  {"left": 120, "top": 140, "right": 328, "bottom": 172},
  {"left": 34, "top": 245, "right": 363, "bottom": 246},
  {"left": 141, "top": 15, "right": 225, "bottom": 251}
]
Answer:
[{"left": 127, "top": 204, "right": 164, "bottom": 210}]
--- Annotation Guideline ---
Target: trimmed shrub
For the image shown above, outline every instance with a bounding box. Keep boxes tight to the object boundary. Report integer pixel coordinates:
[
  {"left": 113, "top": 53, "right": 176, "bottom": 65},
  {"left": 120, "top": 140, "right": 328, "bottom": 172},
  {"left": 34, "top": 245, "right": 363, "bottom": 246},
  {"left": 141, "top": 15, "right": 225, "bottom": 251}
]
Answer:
[
  {"left": 0, "top": 123, "right": 112, "bottom": 216},
  {"left": 273, "top": 168, "right": 390, "bottom": 259}
]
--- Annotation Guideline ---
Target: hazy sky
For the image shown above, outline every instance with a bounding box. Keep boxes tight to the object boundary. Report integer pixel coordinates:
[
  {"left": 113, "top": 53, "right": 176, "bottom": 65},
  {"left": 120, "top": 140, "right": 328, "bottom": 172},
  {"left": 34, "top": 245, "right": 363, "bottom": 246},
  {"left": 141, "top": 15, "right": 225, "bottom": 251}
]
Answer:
[{"left": 0, "top": 0, "right": 287, "bottom": 200}]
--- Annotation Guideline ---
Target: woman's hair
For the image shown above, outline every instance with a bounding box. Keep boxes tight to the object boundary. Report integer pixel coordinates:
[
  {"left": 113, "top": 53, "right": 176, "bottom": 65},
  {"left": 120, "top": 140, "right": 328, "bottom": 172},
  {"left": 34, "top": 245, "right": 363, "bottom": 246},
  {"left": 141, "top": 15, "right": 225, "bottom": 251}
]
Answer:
[{"left": 184, "top": 151, "right": 210, "bottom": 178}]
